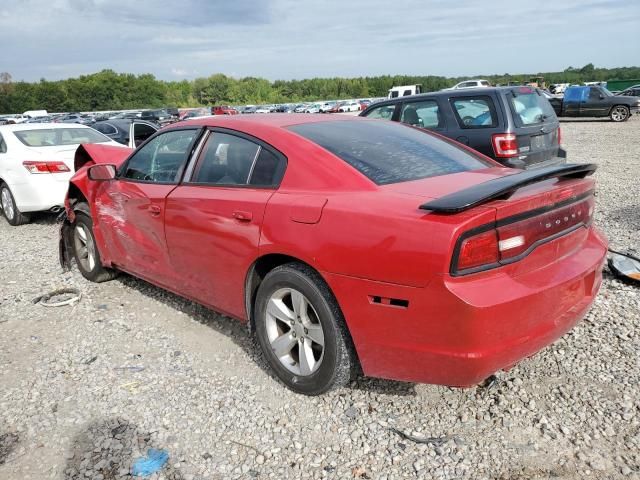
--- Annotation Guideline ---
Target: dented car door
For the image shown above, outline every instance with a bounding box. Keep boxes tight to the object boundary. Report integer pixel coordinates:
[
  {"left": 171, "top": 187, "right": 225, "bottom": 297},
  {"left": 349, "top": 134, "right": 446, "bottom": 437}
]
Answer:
[{"left": 94, "top": 128, "right": 200, "bottom": 284}]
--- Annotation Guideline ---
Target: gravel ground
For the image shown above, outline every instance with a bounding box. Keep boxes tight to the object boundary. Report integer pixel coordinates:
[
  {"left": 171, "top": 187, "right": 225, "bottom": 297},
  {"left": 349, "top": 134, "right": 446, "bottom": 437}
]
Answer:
[{"left": 1, "top": 118, "right": 639, "bottom": 480}]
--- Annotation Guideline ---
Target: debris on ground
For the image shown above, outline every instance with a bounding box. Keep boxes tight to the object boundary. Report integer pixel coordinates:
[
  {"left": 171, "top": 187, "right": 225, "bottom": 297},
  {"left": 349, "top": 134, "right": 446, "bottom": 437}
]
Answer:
[
  {"left": 388, "top": 426, "right": 456, "bottom": 446},
  {"left": 33, "top": 287, "right": 81, "bottom": 307},
  {"left": 608, "top": 250, "right": 640, "bottom": 284},
  {"left": 131, "top": 448, "right": 169, "bottom": 477}
]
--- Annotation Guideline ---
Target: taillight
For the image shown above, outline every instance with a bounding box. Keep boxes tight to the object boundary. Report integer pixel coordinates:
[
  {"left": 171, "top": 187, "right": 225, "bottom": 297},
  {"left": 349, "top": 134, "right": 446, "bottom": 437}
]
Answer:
[
  {"left": 452, "top": 194, "right": 594, "bottom": 275},
  {"left": 492, "top": 133, "right": 518, "bottom": 158},
  {"left": 457, "top": 229, "right": 499, "bottom": 271},
  {"left": 557, "top": 127, "right": 562, "bottom": 145},
  {"left": 23, "top": 161, "right": 71, "bottom": 174}
]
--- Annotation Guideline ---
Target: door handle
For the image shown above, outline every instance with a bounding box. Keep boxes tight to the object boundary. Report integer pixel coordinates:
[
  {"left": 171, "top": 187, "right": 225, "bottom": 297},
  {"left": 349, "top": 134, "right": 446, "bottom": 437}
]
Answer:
[
  {"left": 232, "top": 210, "right": 253, "bottom": 222},
  {"left": 148, "top": 205, "right": 161, "bottom": 216}
]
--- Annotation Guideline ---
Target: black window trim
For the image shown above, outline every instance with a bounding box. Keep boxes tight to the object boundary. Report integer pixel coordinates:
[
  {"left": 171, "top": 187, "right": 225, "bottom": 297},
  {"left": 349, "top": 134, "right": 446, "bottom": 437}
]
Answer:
[
  {"left": 116, "top": 126, "right": 205, "bottom": 186},
  {"left": 183, "top": 126, "right": 288, "bottom": 189},
  {"left": 399, "top": 97, "right": 446, "bottom": 131},
  {"left": 449, "top": 94, "right": 499, "bottom": 130}
]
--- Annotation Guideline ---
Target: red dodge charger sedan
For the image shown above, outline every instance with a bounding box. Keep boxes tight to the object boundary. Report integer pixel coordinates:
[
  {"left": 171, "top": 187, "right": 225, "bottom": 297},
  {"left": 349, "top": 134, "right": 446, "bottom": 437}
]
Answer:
[{"left": 60, "top": 114, "right": 607, "bottom": 395}]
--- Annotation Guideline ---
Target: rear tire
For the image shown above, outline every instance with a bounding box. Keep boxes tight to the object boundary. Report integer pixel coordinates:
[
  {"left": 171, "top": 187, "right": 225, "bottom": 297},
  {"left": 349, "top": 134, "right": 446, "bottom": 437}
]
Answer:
[
  {"left": 254, "top": 263, "right": 356, "bottom": 395},
  {"left": 610, "top": 105, "right": 629, "bottom": 122},
  {"left": 0, "top": 183, "right": 30, "bottom": 226},
  {"left": 72, "top": 209, "right": 117, "bottom": 283}
]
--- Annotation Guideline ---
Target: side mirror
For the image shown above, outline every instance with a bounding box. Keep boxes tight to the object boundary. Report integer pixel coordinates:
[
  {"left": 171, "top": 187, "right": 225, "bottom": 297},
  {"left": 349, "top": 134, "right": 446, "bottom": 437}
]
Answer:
[{"left": 87, "top": 164, "right": 117, "bottom": 181}]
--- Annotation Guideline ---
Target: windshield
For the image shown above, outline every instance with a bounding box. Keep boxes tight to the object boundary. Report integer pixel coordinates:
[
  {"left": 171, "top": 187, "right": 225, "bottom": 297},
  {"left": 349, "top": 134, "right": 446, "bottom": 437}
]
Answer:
[
  {"left": 508, "top": 88, "right": 557, "bottom": 126},
  {"left": 288, "top": 120, "right": 492, "bottom": 185},
  {"left": 600, "top": 87, "right": 614, "bottom": 97},
  {"left": 13, "top": 128, "right": 111, "bottom": 147}
]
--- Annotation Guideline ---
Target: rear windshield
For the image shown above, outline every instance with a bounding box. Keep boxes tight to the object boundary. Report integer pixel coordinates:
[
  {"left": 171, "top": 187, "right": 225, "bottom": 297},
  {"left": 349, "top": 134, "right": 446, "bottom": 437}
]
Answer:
[
  {"left": 508, "top": 88, "right": 557, "bottom": 126},
  {"left": 13, "top": 128, "right": 111, "bottom": 147},
  {"left": 288, "top": 120, "right": 492, "bottom": 185}
]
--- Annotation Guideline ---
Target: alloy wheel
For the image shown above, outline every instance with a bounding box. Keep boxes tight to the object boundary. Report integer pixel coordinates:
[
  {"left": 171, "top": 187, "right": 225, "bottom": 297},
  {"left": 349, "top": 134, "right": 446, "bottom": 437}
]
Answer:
[
  {"left": 73, "top": 224, "right": 96, "bottom": 272},
  {"left": 612, "top": 106, "right": 628, "bottom": 122},
  {"left": 1, "top": 188, "right": 15, "bottom": 221},
  {"left": 265, "top": 287, "right": 325, "bottom": 376}
]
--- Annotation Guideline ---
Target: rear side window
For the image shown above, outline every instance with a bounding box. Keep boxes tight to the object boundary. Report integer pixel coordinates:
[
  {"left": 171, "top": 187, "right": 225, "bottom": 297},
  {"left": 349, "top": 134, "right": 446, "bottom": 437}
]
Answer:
[
  {"left": 0, "top": 134, "right": 6, "bottom": 153},
  {"left": 508, "top": 88, "right": 557, "bottom": 126},
  {"left": 288, "top": 120, "right": 492, "bottom": 185},
  {"left": 13, "top": 128, "right": 111, "bottom": 146},
  {"left": 450, "top": 96, "right": 498, "bottom": 128},
  {"left": 191, "top": 132, "right": 286, "bottom": 187},
  {"left": 362, "top": 104, "right": 396, "bottom": 120},
  {"left": 400, "top": 100, "right": 443, "bottom": 129}
]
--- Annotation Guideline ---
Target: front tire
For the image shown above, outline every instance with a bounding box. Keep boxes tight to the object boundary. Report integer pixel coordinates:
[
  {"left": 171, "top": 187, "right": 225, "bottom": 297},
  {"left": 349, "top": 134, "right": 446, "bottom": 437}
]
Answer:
[
  {"left": 0, "top": 183, "right": 30, "bottom": 226},
  {"left": 254, "top": 263, "right": 356, "bottom": 395},
  {"left": 72, "top": 210, "right": 117, "bottom": 283},
  {"left": 610, "top": 105, "right": 629, "bottom": 122}
]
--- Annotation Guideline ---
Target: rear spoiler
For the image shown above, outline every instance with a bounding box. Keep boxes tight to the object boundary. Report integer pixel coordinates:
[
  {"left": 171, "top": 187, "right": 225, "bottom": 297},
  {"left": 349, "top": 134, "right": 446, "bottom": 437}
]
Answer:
[{"left": 420, "top": 163, "right": 597, "bottom": 213}]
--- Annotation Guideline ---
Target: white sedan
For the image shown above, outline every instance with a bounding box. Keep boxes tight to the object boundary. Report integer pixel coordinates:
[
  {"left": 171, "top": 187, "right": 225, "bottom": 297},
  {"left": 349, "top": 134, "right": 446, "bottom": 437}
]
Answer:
[
  {"left": 339, "top": 101, "right": 361, "bottom": 112},
  {"left": 0, "top": 123, "right": 125, "bottom": 225}
]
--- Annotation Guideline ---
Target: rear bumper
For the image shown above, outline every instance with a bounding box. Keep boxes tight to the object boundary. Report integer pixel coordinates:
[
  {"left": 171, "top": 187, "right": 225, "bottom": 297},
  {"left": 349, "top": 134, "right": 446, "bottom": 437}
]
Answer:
[
  {"left": 631, "top": 106, "right": 640, "bottom": 115},
  {"left": 10, "top": 176, "right": 70, "bottom": 212},
  {"left": 324, "top": 226, "right": 607, "bottom": 386}
]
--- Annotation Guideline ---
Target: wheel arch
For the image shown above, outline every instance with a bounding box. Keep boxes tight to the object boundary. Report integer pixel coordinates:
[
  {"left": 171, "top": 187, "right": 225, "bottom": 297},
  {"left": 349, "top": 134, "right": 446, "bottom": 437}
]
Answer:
[
  {"left": 609, "top": 103, "right": 630, "bottom": 116},
  {"left": 244, "top": 252, "right": 362, "bottom": 378},
  {"left": 245, "top": 253, "right": 313, "bottom": 332}
]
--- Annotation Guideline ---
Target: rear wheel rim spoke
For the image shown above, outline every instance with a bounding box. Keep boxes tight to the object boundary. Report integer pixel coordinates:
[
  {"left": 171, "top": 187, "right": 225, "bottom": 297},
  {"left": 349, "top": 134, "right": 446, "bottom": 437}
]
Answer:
[{"left": 264, "top": 287, "right": 325, "bottom": 376}]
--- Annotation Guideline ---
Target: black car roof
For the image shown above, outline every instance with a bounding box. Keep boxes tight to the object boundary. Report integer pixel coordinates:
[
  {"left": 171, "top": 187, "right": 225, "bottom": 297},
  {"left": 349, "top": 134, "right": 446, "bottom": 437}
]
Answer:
[{"left": 369, "top": 86, "right": 535, "bottom": 106}]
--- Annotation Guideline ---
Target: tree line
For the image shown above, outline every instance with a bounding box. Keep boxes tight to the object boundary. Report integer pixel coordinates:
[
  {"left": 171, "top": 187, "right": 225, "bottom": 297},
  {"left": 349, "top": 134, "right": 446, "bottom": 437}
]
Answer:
[{"left": 1, "top": 64, "right": 639, "bottom": 114}]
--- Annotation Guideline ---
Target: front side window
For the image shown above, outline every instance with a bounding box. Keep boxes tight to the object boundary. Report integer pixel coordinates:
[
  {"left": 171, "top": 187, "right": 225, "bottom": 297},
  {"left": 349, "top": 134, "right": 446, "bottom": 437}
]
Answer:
[
  {"left": 13, "top": 128, "right": 111, "bottom": 147},
  {"left": 400, "top": 100, "right": 443, "bottom": 129},
  {"left": 363, "top": 104, "right": 396, "bottom": 120},
  {"left": 451, "top": 96, "right": 498, "bottom": 128},
  {"left": 122, "top": 129, "right": 197, "bottom": 183},
  {"left": 132, "top": 123, "right": 158, "bottom": 146},
  {"left": 288, "top": 120, "right": 492, "bottom": 185},
  {"left": 589, "top": 87, "right": 602, "bottom": 100}
]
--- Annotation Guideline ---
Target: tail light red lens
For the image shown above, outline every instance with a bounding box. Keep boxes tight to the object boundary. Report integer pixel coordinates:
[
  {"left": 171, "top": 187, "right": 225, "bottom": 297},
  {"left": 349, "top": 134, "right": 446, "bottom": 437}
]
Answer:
[
  {"left": 457, "top": 229, "right": 499, "bottom": 271},
  {"left": 23, "top": 161, "right": 71, "bottom": 174},
  {"left": 492, "top": 133, "right": 518, "bottom": 158},
  {"left": 452, "top": 194, "right": 595, "bottom": 275},
  {"left": 557, "top": 127, "right": 562, "bottom": 145}
]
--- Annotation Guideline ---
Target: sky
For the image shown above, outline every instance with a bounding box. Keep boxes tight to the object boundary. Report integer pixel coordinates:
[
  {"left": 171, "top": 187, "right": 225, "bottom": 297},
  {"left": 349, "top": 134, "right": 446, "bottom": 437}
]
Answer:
[{"left": 2, "top": 0, "right": 638, "bottom": 82}]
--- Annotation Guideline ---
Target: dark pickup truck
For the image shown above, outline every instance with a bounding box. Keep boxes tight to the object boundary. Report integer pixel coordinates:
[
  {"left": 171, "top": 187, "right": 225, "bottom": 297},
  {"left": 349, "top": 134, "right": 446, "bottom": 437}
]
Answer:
[{"left": 550, "top": 86, "right": 640, "bottom": 122}]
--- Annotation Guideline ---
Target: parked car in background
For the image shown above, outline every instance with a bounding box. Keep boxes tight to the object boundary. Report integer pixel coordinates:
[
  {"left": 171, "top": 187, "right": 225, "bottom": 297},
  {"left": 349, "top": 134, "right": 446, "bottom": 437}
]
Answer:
[
  {"left": 359, "top": 99, "right": 372, "bottom": 110},
  {"left": 616, "top": 85, "right": 640, "bottom": 98},
  {"left": 242, "top": 106, "right": 257, "bottom": 114},
  {"left": 92, "top": 119, "right": 159, "bottom": 148},
  {"left": 59, "top": 114, "right": 606, "bottom": 395},
  {"left": 294, "top": 104, "right": 308, "bottom": 113},
  {"left": 140, "top": 109, "right": 173, "bottom": 125},
  {"left": 361, "top": 86, "right": 565, "bottom": 169},
  {"left": 212, "top": 105, "right": 238, "bottom": 115},
  {"left": 59, "top": 113, "right": 95, "bottom": 125},
  {"left": 109, "top": 112, "right": 141, "bottom": 120},
  {"left": 0, "top": 123, "right": 124, "bottom": 225},
  {"left": 446, "top": 79, "right": 492, "bottom": 90},
  {"left": 540, "top": 90, "right": 563, "bottom": 116},
  {"left": 255, "top": 106, "right": 273, "bottom": 114},
  {"left": 556, "top": 86, "right": 640, "bottom": 122},
  {"left": 304, "top": 104, "right": 322, "bottom": 114},
  {"left": 339, "top": 101, "right": 361, "bottom": 112}
]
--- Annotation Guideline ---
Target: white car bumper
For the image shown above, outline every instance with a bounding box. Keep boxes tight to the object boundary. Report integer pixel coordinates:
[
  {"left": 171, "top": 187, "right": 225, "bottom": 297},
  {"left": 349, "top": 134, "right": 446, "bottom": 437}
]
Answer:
[{"left": 10, "top": 173, "right": 72, "bottom": 212}]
